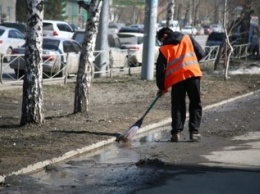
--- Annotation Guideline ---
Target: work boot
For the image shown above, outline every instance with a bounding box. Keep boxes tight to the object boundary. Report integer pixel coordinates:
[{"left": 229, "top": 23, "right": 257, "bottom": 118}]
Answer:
[
  {"left": 171, "top": 132, "right": 180, "bottom": 142},
  {"left": 189, "top": 132, "right": 201, "bottom": 142}
]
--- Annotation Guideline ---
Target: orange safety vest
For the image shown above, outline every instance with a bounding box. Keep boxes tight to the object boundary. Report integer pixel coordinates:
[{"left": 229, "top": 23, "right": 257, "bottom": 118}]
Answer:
[{"left": 159, "top": 35, "right": 203, "bottom": 91}]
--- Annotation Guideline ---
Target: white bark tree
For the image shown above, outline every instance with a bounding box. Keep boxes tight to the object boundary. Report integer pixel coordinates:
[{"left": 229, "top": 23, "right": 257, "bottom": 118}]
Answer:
[
  {"left": 166, "top": 0, "right": 174, "bottom": 27},
  {"left": 74, "top": 0, "right": 103, "bottom": 113},
  {"left": 21, "top": 0, "right": 44, "bottom": 125},
  {"left": 223, "top": 0, "right": 234, "bottom": 80}
]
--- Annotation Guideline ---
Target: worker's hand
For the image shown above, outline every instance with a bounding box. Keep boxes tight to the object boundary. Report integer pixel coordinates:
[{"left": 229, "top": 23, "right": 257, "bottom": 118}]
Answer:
[{"left": 157, "top": 90, "right": 165, "bottom": 97}]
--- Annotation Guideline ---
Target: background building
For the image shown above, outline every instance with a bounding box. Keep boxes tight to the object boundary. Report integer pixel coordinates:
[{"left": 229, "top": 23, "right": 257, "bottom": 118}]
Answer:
[
  {"left": 0, "top": 0, "right": 16, "bottom": 23},
  {"left": 66, "top": 0, "right": 88, "bottom": 29}
]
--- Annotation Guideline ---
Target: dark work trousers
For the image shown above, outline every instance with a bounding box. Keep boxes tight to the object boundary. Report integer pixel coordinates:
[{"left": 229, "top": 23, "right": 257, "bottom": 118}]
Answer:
[{"left": 171, "top": 77, "right": 202, "bottom": 135}]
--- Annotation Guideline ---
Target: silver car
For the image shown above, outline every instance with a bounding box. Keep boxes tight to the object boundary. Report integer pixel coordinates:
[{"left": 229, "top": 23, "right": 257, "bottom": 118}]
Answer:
[
  {"left": 72, "top": 30, "right": 130, "bottom": 68},
  {"left": 10, "top": 37, "right": 81, "bottom": 78},
  {"left": 0, "top": 26, "right": 25, "bottom": 62}
]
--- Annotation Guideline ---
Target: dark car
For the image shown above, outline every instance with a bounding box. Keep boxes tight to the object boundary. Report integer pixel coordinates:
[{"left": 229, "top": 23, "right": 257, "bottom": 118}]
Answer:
[
  {"left": 118, "top": 27, "right": 144, "bottom": 33},
  {"left": 202, "top": 25, "right": 213, "bottom": 35},
  {"left": 0, "top": 22, "right": 27, "bottom": 36},
  {"left": 206, "top": 32, "right": 240, "bottom": 47},
  {"left": 205, "top": 32, "right": 225, "bottom": 46}
]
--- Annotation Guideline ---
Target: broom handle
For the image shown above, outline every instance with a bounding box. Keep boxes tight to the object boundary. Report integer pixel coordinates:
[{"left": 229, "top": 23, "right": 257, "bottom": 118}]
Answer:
[{"left": 141, "top": 95, "right": 161, "bottom": 120}]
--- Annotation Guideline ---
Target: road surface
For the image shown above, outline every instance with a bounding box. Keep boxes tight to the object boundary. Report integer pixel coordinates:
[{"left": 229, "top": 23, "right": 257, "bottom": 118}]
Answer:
[{"left": 0, "top": 89, "right": 259, "bottom": 193}]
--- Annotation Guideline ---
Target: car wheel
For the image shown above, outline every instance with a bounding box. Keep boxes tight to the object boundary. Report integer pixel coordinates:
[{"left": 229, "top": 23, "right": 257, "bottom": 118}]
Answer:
[
  {"left": 14, "top": 69, "right": 24, "bottom": 79},
  {"left": 4, "top": 47, "right": 13, "bottom": 63}
]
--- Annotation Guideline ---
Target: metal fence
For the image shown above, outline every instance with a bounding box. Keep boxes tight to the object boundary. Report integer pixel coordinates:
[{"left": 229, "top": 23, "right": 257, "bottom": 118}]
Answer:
[
  {"left": 0, "top": 49, "right": 140, "bottom": 85},
  {"left": 0, "top": 44, "right": 251, "bottom": 86}
]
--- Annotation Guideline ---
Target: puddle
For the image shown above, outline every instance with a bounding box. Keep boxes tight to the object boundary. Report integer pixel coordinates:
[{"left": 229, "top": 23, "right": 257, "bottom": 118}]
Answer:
[
  {"left": 232, "top": 131, "right": 260, "bottom": 140},
  {"left": 201, "top": 132, "right": 260, "bottom": 168},
  {"left": 64, "top": 127, "right": 170, "bottom": 165}
]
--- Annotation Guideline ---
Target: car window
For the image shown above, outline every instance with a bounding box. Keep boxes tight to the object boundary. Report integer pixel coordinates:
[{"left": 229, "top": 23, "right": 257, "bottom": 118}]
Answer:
[
  {"left": 8, "top": 30, "right": 24, "bottom": 39},
  {"left": 137, "top": 37, "right": 143, "bottom": 44},
  {"left": 108, "top": 34, "right": 122, "bottom": 48},
  {"left": 43, "top": 39, "right": 60, "bottom": 50},
  {"left": 113, "top": 37, "right": 121, "bottom": 48},
  {"left": 0, "top": 29, "right": 4, "bottom": 36},
  {"left": 57, "top": 23, "right": 73, "bottom": 33},
  {"left": 2, "top": 23, "right": 26, "bottom": 34},
  {"left": 118, "top": 34, "right": 143, "bottom": 45},
  {"left": 63, "top": 41, "right": 74, "bottom": 53},
  {"left": 13, "top": 30, "right": 24, "bottom": 39},
  {"left": 108, "top": 25, "right": 118, "bottom": 29},
  {"left": 72, "top": 32, "right": 85, "bottom": 45},
  {"left": 43, "top": 23, "right": 54, "bottom": 31},
  {"left": 71, "top": 41, "right": 82, "bottom": 52},
  {"left": 119, "top": 27, "right": 143, "bottom": 33}
]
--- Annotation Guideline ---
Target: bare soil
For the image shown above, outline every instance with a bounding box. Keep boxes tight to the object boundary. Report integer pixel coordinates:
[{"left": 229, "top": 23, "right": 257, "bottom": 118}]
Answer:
[{"left": 0, "top": 62, "right": 260, "bottom": 176}]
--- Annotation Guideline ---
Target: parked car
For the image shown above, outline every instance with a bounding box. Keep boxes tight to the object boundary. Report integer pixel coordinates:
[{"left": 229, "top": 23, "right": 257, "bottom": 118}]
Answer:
[
  {"left": 210, "top": 24, "right": 224, "bottom": 32},
  {"left": 108, "top": 23, "right": 125, "bottom": 34},
  {"left": 9, "top": 37, "right": 82, "bottom": 78},
  {"left": 72, "top": 30, "right": 129, "bottom": 68},
  {"left": 128, "top": 24, "right": 144, "bottom": 31},
  {"left": 205, "top": 32, "right": 240, "bottom": 47},
  {"left": 0, "top": 26, "right": 25, "bottom": 62},
  {"left": 205, "top": 32, "right": 225, "bottom": 47},
  {"left": 180, "top": 25, "right": 198, "bottom": 35},
  {"left": 72, "top": 30, "right": 124, "bottom": 49},
  {"left": 0, "top": 22, "right": 27, "bottom": 36},
  {"left": 118, "top": 26, "right": 144, "bottom": 33},
  {"left": 43, "top": 20, "right": 74, "bottom": 39},
  {"left": 117, "top": 32, "right": 161, "bottom": 65},
  {"left": 202, "top": 25, "right": 213, "bottom": 35},
  {"left": 158, "top": 20, "right": 180, "bottom": 32}
]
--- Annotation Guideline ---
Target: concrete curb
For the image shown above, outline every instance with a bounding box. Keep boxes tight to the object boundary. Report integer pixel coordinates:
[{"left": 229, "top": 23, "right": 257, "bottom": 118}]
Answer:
[{"left": 1, "top": 89, "right": 259, "bottom": 183}]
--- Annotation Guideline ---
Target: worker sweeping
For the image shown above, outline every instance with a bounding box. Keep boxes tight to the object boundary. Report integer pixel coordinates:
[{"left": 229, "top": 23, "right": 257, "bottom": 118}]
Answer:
[{"left": 156, "top": 27, "right": 205, "bottom": 142}]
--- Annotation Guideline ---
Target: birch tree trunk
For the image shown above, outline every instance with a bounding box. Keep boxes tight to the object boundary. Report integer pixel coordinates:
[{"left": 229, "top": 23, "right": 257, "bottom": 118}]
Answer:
[
  {"left": 223, "top": 0, "right": 233, "bottom": 81},
  {"left": 21, "top": 0, "right": 44, "bottom": 125},
  {"left": 74, "top": 0, "right": 102, "bottom": 113},
  {"left": 166, "top": 0, "right": 174, "bottom": 27}
]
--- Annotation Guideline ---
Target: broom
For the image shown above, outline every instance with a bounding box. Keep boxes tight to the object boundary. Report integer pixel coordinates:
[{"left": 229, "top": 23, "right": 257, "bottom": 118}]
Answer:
[{"left": 116, "top": 94, "right": 161, "bottom": 142}]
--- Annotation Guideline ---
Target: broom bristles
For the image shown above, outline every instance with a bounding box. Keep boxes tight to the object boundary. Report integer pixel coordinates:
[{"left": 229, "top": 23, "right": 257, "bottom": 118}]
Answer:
[
  {"left": 122, "top": 125, "right": 139, "bottom": 139},
  {"left": 117, "top": 119, "right": 143, "bottom": 142}
]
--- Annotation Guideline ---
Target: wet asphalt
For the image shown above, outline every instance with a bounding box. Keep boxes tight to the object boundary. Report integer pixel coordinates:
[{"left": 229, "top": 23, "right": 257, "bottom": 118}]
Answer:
[{"left": 0, "top": 91, "right": 260, "bottom": 194}]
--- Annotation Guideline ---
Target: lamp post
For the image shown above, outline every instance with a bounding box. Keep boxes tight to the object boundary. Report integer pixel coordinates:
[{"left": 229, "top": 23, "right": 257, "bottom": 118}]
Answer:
[{"left": 141, "top": 0, "right": 158, "bottom": 80}]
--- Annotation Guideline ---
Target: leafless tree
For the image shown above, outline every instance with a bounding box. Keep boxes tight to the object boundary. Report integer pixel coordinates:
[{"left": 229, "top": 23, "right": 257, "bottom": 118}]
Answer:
[
  {"left": 166, "top": 0, "right": 174, "bottom": 27},
  {"left": 74, "top": 0, "right": 102, "bottom": 113},
  {"left": 223, "top": 0, "right": 234, "bottom": 80},
  {"left": 21, "top": 0, "right": 44, "bottom": 125}
]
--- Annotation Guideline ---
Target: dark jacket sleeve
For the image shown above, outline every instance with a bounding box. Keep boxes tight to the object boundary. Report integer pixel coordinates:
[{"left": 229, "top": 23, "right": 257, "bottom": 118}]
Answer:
[
  {"left": 156, "top": 50, "right": 167, "bottom": 91},
  {"left": 189, "top": 35, "right": 205, "bottom": 61}
]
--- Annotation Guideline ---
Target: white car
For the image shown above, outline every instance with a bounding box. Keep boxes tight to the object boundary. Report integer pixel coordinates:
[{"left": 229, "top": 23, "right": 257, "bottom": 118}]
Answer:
[
  {"left": 0, "top": 26, "right": 25, "bottom": 62},
  {"left": 181, "top": 26, "right": 198, "bottom": 35},
  {"left": 9, "top": 37, "right": 81, "bottom": 78},
  {"left": 72, "top": 30, "right": 129, "bottom": 68},
  {"left": 158, "top": 20, "right": 180, "bottom": 32},
  {"left": 43, "top": 20, "right": 74, "bottom": 39},
  {"left": 117, "top": 32, "right": 161, "bottom": 66},
  {"left": 211, "top": 24, "right": 224, "bottom": 32}
]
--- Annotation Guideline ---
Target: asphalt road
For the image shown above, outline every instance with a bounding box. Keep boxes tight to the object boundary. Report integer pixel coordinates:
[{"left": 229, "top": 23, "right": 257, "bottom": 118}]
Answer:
[{"left": 0, "top": 90, "right": 259, "bottom": 193}]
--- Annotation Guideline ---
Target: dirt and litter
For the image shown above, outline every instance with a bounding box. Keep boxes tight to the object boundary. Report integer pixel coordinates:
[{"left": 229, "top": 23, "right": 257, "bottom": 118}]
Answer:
[{"left": 0, "top": 62, "right": 260, "bottom": 177}]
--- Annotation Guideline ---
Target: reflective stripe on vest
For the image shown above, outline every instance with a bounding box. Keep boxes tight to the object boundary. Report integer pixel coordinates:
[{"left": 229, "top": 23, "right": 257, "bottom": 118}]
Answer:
[
  {"left": 165, "top": 52, "right": 198, "bottom": 78},
  {"left": 160, "top": 35, "right": 202, "bottom": 90}
]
